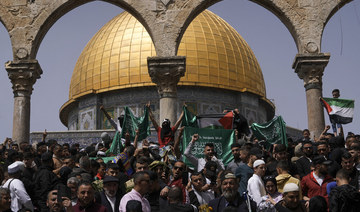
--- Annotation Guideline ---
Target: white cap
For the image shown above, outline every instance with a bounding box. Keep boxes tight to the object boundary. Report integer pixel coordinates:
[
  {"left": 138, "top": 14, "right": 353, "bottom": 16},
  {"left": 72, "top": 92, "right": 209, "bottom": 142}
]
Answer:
[
  {"left": 97, "top": 151, "right": 106, "bottom": 156},
  {"left": 253, "top": 159, "right": 265, "bottom": 168},
  {"left": 8, "top": 161, "right": 23, "bottom": 174},
  {"left": 283, "top": 183, "right": 299, "bottom": 193}
]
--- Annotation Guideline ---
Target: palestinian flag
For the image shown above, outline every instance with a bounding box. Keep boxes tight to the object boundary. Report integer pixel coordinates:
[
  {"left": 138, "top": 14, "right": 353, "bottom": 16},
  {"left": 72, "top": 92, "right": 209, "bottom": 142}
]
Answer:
[
  {"left": 320, "top": 97, "right": 355, "bottom": 124},
  {"left": 197, "top": 112, "right": 234, "bottom": 129}
]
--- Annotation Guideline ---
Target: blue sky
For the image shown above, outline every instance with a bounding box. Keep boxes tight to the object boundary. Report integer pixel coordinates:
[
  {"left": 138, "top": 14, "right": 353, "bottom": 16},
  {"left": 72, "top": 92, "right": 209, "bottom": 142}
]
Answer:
[{"left": 0, "top": 0, "right": 359, "bottom": 140}]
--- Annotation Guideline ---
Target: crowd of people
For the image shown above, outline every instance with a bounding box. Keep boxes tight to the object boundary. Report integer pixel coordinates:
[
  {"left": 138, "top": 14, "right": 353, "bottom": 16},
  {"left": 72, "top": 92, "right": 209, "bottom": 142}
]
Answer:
[{"left": 1, "top": 105, "right": 360, "bottom": 212}]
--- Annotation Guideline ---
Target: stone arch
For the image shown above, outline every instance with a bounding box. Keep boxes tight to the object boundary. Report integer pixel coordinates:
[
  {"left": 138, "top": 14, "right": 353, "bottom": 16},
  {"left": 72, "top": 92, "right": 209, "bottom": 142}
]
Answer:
[
  {"left": 249, "top": 0, "right": 298, "bottom": 49},
  {"left": 30, "top": 0, "right": 151, "bottom": 59},
  {"left": 247, "top": 0, "right": 354, "bottom": 53},
  {"left": 324, "top": 0, "right": 354, "bottom": 27},
  {"left": 173, "top": 0, "right": 222, "bottom": 55}
]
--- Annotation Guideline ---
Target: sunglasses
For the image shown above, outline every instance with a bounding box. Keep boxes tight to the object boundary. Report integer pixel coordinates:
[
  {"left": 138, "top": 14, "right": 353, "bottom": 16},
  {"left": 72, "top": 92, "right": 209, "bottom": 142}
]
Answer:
[
  {"left": 263, "top": 175, "right": 275, "bottom": 181},
  {"left": 173, "top": 166, "right": 184, "bottom": 171}
]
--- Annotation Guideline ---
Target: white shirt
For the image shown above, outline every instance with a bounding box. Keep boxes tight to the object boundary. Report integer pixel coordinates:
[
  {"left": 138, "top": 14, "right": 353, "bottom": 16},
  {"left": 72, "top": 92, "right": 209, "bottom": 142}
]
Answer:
[
  {"left": 193, "top": 188, "right": 214, "bottom": 205},
  {"left": 313, "top": 172, "right": 324, "bottom": 186},
  {"left": 106, "top": 195, "right": 116, "bottom": 212},
  {"left": 247, "top": 174, "right": 266, "bottom": 206},
  {"left": 2, "top": 178, "right": 34, "bottom": 212},
  {"left": 183, "top": 141, "right": 225, "bottom": 171}
]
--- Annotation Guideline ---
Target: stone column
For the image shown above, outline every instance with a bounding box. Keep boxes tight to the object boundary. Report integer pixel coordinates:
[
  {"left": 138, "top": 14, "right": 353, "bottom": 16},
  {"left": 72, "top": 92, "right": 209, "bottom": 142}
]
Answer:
[
  {"left": 292, "top": 53, "right": 330, "bottom": 138},
  {"left": 148, "top": 56, "right": 186, "bottom": 124},
  {"left": 5, "top": 60, "right": 42, "bottom": 144}
]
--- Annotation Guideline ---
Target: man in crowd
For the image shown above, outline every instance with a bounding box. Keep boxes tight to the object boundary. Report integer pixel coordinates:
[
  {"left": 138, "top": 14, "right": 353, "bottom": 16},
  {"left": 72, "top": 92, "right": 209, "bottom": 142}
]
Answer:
[
  {"left": 301, "top": 155, "right": 333, "bottom": 203},
  {"left": 235, "top": 147, "right": 261, "bottom": 196},
  {"left": 146, "top": 170, "right": 163, "bottom": 212},
  {"left": 0, "top": 188, "right": 11, "bottom": 212},
  {"left": 266, "top": 144, "right": 299, "bottom": 178},
  {"left": 274, "top": 183, "right": 307, "bottom": 212},
  {"left": 148, "top": 102, "right": 184, "bottom": 148},
  {"left": 160, "top": 161, "right": 187, "bottom": 203},
  {"left": 2, "top": 162, "right": 33, "bottom": 212},
  {"left": 187, "top": 172, "right": 214, "bottom": 206},
  {"left": 52, "top": 144, "right": 64, "bottom": 176},
  {"left": 161, "top": 186, "right": 196, "bottom": 212},
  {"left": 34, "top": 152, "right": 60, "bottom": 212},
  {"left": 73, "top": 182, "right": 107, "bottom": 212},
  {"left": 297, "top": 129, "right": 312, "bottom": 144},
  {"left": 316, "top": 141, "right": 341, "bottom": 177},
  {"left": 329, "top": 168, "right": 360, "bottom": 211},
  {"left": 97, "top": 175, "right": 121, "bottom": 212},
  {"left": 125, "top": 156, "right": 150, "bottom": 192},
  {"left": 296, "top": 141, "right": 314, "bottom": 179},
  {"left": 209, "top": 172, "right": 256, "bottom": 211},
  {"left": 227, "top": 143, "right": 242, "bottom": 173},
  {"left": 247, "top": 159, "right": 266, "bottom": 205},
  {"left": 119, "top": 171, "right": 151, "bottom": 212},
  {"left": 46, "top": 189, "right": 73, "bottom": 212},
  {"left": 331, "top": 89, "right": 342, "bottom": 136},
  {"left": 184, "top": 134, "right": 224, "bottom": 172},
  {"left": 276, "top": 160, "right": 302, "bottom": 198},
  {"left": 66, "top": 177, "right": 79, "bottom": 206},
  {"left": 340, "top": 152, "right": 359, "bottom": 189}
]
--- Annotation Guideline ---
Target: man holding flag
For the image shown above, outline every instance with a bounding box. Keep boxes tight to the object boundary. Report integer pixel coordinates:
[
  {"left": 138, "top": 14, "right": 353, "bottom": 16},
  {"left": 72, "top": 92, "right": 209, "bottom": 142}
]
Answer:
[
  {"left": 184, "top": 134, "right": 225, "bottom": 172},
  {"left": 181, "top": 106, "right": 236, "bottom": 170},
  {"left": 320, "top": 90, "right": 355, "bottom": 136},
  {"left": 108, "top": 105, "right": 151, "bottom": 155},
  {"left": 147, "top": 102, "right": 185, "bottom": 148}
]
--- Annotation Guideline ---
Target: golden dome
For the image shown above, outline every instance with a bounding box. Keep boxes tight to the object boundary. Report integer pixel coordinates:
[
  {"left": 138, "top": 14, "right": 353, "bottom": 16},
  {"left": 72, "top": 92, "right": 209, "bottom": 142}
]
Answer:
[{"left": 62, "top": 10, "right": 267, "bottom": 117}]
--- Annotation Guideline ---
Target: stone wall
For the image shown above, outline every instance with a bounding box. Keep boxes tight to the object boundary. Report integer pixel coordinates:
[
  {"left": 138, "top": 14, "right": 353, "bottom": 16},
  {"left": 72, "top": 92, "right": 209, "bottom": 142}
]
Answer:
[{"left": 66, "top": 86, "right": 274, "bottom": 130}]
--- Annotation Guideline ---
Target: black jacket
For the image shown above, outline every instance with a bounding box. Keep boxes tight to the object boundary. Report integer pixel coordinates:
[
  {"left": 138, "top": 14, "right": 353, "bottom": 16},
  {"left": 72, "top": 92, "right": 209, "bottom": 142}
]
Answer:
[
  {"left": 96, "top": 191, "right": 121, "bottom": 212},
  {"left": 208, "top": 193, "right": 256, "bottom": 212},
  {"left": 329, "top": 184, "right": 360, "bottom": 212},
  {"left": 34, "top": 165, "right": 61, "bottom": 212},
  {"left": 160, "top": 202, "right": 195, "bottom": 212},
  {"left": 296, "top": 156, "right": 312, "bottom": 179},
  {"left": 274, "top": 200, "right": 307, "bottom": 212}
]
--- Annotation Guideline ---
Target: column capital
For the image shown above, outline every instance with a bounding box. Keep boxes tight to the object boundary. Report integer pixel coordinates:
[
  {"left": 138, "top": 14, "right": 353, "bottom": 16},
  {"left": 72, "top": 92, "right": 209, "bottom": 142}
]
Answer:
[
  {"left": 147, "top": 56, "right": 186, "bottom": 98},
  {"left": 5, "top": 60, "right": 43, "bottom": 97},
  {"left": 292, "top": 53, "right": 330, "bottom": 91}
]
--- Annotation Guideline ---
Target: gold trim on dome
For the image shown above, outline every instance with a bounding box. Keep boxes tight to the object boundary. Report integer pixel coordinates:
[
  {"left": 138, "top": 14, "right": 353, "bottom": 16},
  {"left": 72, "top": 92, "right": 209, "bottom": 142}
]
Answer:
[{"left": 67, "top": 10, "right": 266, "bottom": 102}]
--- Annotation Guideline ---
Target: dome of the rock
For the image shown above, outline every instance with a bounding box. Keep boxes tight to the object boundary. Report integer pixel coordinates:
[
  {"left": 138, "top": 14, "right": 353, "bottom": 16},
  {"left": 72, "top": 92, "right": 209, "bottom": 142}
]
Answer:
[{"left": 60, "top": 10, "right": 274, "bottom": 130}]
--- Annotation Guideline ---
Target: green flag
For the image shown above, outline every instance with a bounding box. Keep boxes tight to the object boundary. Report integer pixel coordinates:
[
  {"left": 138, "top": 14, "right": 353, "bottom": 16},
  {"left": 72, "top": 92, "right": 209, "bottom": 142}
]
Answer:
[
  {"left": 250, "top": 116, "right": 287, "bottom": 149},
  {"left": 181, "top": 106, "right": 198, "bottom": 128},
  {"left": 181, "top": 127, "right": 235, "bottom": 168},
  {"left": 109, "top": 106, "right": 150, "bottom": 154},
  {"left": 109, "top": 131, "right": 123, "bottom": 154},
  {"left": 121, "top": 106, "right": 150, "bottom": 141}
]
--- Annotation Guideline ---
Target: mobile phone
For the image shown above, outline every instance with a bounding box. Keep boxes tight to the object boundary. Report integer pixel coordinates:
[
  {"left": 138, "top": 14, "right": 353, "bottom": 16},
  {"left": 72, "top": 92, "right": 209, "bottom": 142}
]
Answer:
[{"left": 57, "top": 184, "right": 71, "bottom": 204}]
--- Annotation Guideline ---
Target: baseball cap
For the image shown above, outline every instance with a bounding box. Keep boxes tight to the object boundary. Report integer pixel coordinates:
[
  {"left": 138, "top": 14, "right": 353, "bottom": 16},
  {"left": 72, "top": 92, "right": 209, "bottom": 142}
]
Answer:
[{"left": 312, "top": 155, "right": 332, "bottom": 165}]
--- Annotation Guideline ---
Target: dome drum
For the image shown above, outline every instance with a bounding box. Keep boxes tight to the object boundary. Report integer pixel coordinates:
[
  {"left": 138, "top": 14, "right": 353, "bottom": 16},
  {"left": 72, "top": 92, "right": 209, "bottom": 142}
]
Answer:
[{"left": 61, "top": 86, "right": 274, "bottom": 131}]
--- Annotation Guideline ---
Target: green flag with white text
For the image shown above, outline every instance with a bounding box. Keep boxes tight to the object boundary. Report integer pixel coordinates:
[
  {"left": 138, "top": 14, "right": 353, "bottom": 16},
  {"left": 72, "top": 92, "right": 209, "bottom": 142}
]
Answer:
[
  {"left": 250, "top": 116, "right": 287, "bottom": 150},
  {"left": 181, "top": 127, "right": 235, "bottom": 168}
]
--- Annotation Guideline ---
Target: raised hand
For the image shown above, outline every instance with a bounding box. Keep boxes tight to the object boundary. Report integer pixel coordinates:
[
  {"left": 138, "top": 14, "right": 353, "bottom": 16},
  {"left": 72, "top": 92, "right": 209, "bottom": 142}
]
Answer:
[{"left": 191, "top": 134, "right": 199, "bottom": 142}]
